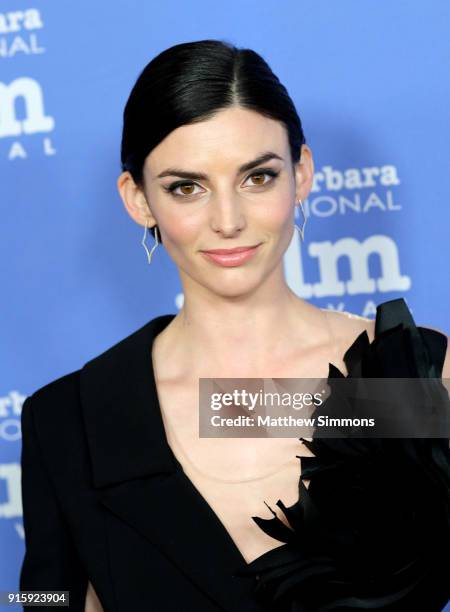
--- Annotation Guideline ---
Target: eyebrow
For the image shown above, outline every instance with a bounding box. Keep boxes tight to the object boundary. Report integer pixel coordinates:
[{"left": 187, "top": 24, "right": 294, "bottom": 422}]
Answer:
[{"left": 156, "top": 151, "right": 284, "bottom": 180}]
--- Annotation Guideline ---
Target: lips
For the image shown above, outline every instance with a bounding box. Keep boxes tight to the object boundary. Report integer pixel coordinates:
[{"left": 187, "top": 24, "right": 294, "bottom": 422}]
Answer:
[
  {"left": 200, "top": 243, "right": 262, "bottom": 267},
  {"left": 201, "top": 244, "right": 261, "bottom": 254}
]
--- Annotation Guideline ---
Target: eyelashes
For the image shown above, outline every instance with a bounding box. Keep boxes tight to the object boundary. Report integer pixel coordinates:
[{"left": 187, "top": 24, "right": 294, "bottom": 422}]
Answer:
[{"left": 162, "top": 169, "right": 280, "bottom": 199}]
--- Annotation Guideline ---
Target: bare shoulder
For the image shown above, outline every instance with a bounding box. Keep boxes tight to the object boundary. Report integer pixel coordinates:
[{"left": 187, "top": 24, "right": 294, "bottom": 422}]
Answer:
[
  {"left": 317, "top": 308, "right": 375, "bottom": 377},
  {"left": 323, "top": 307, "right": 376, "bottom": 345},
  {"left": 325, "top": 308, "right": 450, "bottom": 379}
]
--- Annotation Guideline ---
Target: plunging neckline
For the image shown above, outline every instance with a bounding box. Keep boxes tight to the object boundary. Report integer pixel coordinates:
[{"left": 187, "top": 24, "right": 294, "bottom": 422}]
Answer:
[
  {"left": 147, "top": 322, "right": 252, "bottom": 568},
  {"left": 145, "top": 309, "right": 341, "bottom": 570}
]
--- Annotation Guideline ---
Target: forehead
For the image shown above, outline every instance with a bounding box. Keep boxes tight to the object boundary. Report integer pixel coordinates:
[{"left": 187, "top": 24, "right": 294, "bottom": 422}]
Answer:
[{"left": 144, "top": 107, "right": 289, "bottom": 175}]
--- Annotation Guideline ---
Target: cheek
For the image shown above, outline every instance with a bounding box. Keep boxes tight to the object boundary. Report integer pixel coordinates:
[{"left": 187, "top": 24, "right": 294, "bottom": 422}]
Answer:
[
  {"left": 160, "top": 213, "right": 200, "bottom": 248},
  {"left": 256, "top": 193, "right": 294, "bottom": 230}
]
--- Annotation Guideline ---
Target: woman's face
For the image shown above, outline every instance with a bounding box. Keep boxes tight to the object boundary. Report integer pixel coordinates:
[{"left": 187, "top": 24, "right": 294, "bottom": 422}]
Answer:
[{"left": 119, "top": 106, "right": 314, "bottom": 298}]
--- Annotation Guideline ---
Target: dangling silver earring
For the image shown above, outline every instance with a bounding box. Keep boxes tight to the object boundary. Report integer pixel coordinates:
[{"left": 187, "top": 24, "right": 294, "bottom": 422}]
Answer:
[
  {"left": 294, "top": 199, "right": 307, "bottom": 241},
  {"left": 142, "top": 223, "right": 159, "bottom": 264}
]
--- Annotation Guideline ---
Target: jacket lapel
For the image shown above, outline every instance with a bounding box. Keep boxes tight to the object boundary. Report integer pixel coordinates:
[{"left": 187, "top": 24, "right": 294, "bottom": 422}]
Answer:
[{"left": 79, "top": 315, "right": 259, "bottom": 612}]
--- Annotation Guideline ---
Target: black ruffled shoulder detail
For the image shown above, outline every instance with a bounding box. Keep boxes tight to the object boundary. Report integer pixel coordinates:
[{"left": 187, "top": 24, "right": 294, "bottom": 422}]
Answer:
[{"left": 235, "top": 298, "right": 450, "bottom": 611}]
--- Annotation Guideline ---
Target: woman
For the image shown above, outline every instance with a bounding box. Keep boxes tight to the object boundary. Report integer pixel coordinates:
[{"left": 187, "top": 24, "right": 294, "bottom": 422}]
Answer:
[{"left": 20, "top": 39, "right": 450, "bottom": 612}]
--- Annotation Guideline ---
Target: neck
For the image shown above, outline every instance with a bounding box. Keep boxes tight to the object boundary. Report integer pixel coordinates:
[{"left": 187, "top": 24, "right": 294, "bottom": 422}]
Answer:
[{"left": 157, "top": 273, "right": 328, "bottom": 380}]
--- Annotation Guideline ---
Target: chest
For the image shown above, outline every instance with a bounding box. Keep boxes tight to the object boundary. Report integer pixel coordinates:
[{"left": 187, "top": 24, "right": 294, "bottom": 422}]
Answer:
[
  {"left": 155, "top": 380, "right": 316, "bottom": 564},
  {"left": 150, "top": 321, "right": 356, "bottom": 564}
]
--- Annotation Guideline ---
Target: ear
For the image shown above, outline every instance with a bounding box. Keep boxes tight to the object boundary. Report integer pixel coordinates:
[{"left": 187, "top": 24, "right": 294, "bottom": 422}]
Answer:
[
  {"left": 293, "top": 144, "right": 315, "bottom": 203},
  {"left": 116, "top": 171, "right": 158, "bottom": 228}
]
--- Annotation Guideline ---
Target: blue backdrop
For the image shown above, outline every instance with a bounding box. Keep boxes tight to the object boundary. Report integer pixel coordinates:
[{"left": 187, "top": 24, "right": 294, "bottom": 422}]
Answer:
[{"left": 1, "top": 0, "right": 449, "bottom": 607}]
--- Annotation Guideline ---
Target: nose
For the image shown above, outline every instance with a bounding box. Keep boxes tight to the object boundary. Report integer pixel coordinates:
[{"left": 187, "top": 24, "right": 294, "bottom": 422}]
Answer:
[{"left": 209, "top": 194, "right": 246, "bottom": 237}]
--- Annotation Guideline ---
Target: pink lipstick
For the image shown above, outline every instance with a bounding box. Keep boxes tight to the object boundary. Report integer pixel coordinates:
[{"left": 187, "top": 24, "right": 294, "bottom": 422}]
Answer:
[{"left": 200, "top": 243, "right": 262, "bottom": 267}]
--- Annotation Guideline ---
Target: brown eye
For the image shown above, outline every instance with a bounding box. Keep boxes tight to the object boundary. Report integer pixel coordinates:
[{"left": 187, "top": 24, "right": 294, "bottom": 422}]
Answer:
[
  {"left": 179, "top": 184, "right": 195, "bottom": 195},
  {"left": 164, "top": 181, "right": 202, "bottom": 197},
  {"left": 245, "top": 170, "right": 279, "bottom": 188},
  {"left": 250, "top": 174, "right": 267, "bottom": 185}
]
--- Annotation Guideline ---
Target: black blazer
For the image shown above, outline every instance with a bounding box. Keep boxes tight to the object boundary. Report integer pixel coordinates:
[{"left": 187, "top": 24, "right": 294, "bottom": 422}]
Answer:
[{"left": 19, "top": 314, "right": 266, "bottom": 612}]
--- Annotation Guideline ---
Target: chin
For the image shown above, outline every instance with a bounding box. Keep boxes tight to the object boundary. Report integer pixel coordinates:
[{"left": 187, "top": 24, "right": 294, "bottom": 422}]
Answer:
[{"left": 205, "top": 272, "right": 267, "bottom": 299}]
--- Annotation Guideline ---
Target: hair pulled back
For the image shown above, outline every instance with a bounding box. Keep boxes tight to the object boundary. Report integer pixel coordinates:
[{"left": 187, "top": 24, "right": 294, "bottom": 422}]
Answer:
[{"left": 120, "top": 38, "right": 306, "bottom": 192}]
